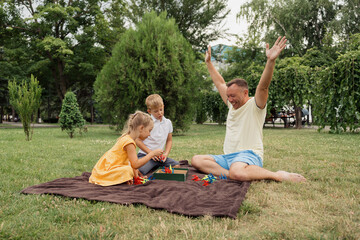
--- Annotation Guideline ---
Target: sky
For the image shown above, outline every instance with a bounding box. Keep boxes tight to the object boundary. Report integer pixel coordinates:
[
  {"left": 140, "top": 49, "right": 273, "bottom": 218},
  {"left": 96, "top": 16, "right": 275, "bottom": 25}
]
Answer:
[{"left": 209, "top": 0, "right": 249, "bottom": 47}]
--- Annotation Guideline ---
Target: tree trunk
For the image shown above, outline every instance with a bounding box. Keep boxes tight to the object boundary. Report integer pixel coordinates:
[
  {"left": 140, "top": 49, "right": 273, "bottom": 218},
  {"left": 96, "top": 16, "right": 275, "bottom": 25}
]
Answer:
[
  {"left": 0, "top": 106, "right": 3, "bottom": 123},
  {"left": 47, "top": 92, "right": 50, "bottom": 120},
  {"left": 294, "top": 105, "right": 302, "bottom": 129},
  {"left": 11, "top": 107, "right": 15, "bottom": 122},
  {"left": 58, "top": 59, "right": 67, "bottom": 100},
  {"left": 37, "top": 108, "right": 41, "bottom": 123},
  {"left": 49, "top": 56, "right": 67, "bottom": 102},
  {"left": 91, "top": 104, "right": 94, "bottom": 124}
]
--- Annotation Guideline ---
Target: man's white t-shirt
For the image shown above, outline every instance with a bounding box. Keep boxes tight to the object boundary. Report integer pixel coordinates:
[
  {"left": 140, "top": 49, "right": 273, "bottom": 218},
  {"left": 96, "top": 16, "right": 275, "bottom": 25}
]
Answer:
[
  {"left": 138, "top": 115, "right": 173, "bottom": 154},
  {"left": 223, "top": 97, "right": 267, "bottom": 160}
]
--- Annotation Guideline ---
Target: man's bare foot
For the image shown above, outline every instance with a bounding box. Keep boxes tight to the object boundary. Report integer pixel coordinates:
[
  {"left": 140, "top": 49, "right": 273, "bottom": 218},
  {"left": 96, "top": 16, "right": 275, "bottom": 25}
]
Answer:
[{"left": 276, "top": 171, "right": 306, "bottom": 182}]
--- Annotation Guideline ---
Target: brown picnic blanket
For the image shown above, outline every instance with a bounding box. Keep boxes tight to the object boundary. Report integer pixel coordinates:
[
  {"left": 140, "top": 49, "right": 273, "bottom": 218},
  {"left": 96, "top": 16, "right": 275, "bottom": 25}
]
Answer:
[{"left": 21, "top": 160, "right": 250, "bottom": 218}]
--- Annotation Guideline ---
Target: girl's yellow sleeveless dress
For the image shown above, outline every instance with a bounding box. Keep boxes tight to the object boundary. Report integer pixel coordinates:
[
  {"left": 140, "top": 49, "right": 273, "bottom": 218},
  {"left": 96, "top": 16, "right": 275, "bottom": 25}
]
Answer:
[{"left": 89, "top": 135, "right": 135, "bottom": 186}]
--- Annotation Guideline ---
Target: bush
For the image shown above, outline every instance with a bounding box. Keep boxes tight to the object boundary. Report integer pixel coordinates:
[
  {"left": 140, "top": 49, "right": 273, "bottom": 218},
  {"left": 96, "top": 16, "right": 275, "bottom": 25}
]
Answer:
[
  {"left": 195, "top": 92, "right": 208, "bottom": 124},
  {"left": 59, "top": 91, "right": 85, "bottom": 138},
  {"left": 8, "top": 75, "right": 42, "bottom": 141},
  {"left": 195, "top": 91, "right": 228, "bottom": 125}
]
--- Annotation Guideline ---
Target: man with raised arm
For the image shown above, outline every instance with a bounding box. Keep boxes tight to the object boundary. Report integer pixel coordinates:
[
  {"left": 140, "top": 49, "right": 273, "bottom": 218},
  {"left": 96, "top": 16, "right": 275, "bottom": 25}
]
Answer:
[{"left": 191, "top": 36, "right": 306, "bottom": 182}]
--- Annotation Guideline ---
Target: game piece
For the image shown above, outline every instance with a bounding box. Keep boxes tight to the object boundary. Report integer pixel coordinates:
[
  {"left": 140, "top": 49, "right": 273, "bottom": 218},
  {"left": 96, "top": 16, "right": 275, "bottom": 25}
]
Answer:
[
  {"left": 220, "top": 173, "right": 227, "bottom": 180},
  {"left": 202, "top": 173, "right": 217, "bottom": 183},
  {"left": 134, "top": 176, "right": 144, "bottom": 185},
  {"left": 159, "top": 154, "right": 166, "bottom": 162},
  {"left": 163, "top": 166, "right": 172, "bottom": 173},
  {"left": 141, "top": 178, "right": 149, "bottom": 184},
  {"left": 192, "top": 175, "right": 201, "bottom": 181},
  {"left": 202, "top": 180, "right": 209, "bottom": 186},
  {"left": 134, "top": 176, "right": 151, "bottom": 185}
]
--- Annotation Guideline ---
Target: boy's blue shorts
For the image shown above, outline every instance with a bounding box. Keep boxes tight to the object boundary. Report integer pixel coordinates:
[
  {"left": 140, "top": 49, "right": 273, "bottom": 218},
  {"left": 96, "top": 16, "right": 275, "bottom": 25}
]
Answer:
[{"left": 210, "top": 150, "right": 263, "bottom": 170}]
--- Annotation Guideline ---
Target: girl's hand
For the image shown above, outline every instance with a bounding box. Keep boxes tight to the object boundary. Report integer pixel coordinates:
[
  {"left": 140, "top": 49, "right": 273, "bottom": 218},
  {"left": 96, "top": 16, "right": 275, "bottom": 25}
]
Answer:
[{"left": 133, "top": 168, "right": 139, "bottom": 178}]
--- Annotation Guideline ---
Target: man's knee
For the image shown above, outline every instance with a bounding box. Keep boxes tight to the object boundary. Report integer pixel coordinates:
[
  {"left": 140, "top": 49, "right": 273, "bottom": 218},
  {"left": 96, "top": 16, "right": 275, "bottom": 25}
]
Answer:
[
  {"left": 229, "top": 168, "right": 249, "bottom": 181},
  {"left": 191, "top": 155, "right": 202, "bottom": 168}
]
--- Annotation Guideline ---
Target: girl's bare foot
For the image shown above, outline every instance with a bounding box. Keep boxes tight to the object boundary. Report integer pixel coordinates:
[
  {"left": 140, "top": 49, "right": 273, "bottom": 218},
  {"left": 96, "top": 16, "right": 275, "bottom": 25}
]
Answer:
[{"left": 276, "top": 171, "right": 306, "bottom": 182}]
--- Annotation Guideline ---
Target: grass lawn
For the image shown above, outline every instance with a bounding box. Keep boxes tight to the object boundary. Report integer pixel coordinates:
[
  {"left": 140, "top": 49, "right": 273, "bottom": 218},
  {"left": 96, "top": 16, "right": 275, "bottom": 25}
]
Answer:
[{"left": 0, "top": 124, "right": 359, "bottom": 239}]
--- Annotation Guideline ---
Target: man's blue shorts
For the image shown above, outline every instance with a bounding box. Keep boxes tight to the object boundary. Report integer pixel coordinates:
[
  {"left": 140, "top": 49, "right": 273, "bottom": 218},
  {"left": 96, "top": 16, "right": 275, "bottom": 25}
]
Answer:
[{"left": 210, "top": 150, "right": 263, "bottom": 170}]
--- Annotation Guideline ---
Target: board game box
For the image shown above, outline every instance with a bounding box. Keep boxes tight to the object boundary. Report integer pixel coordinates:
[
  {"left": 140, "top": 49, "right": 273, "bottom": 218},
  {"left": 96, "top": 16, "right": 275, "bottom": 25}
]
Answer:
[{"left": 152, "top": 167, "right": 189, "bottom": 182}]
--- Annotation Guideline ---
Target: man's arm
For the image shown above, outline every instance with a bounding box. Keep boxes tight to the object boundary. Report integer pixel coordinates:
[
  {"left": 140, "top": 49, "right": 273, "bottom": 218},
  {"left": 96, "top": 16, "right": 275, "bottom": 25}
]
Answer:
[
  {"left": 255, "top": 36, "right": 287, "bottom": 109},
  {"left": 205, "top": 45, "right": 228, "bottom": 105}
]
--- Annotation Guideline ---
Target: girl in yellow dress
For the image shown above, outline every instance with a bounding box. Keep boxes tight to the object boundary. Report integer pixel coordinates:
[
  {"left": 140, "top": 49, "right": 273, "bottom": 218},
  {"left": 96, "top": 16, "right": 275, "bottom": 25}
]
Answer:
[{"left": 89, "top": 111, "right": 163, "bottom": 186}]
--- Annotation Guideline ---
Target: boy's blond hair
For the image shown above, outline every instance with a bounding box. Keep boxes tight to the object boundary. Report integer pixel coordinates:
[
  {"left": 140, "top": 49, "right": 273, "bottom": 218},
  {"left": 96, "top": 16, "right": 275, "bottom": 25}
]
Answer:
[{"left": 145, "top": 94, "right": 164, "bottom": 110}]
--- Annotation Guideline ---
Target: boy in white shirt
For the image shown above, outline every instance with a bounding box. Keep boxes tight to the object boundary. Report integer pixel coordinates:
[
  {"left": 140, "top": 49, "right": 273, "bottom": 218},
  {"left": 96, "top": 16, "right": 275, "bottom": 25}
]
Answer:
[{"left": 136, "top": 94, "right": 180, "bottom": 174}]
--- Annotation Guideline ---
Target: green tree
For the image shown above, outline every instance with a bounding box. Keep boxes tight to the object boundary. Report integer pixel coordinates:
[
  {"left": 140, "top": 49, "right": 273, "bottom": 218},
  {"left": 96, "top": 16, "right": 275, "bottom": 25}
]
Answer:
[
  {"left": 59, "top": 91, "right": 85, "bottom": 138},
  {"left": 8, "top": 75, "right": 42, "bottom": 141},
  {"left": 125, "top": 0, "right": 229, "bottom": 50},
  {"left": 238, "top": 0, "right": 338, "bottom": 56},
  {"left": 195, "top": 90, "right": 228, "bottom": 125},
  {"left": 0, "top": 0, "right": 126, "bottom": 120},
  {"left": 0, "top": 4, "right": 29, "bottom": 83},
  {"left": 204, "top": 91, "right": 228, "bottom": 125},
  {"left": 331, "top": 0, "right": 360, "bottom": 43},
  {"left": 94, "top": 11, "right": 207, "bottom": 131},
  {"left": 272, "top": 57, "right": 311, "bottom": 129},
  {"left": 195, "top": 91, "right": 208, "bottom": 124},
  {"left": 312, "top": 34, "right": 360, "bottom": 133}
]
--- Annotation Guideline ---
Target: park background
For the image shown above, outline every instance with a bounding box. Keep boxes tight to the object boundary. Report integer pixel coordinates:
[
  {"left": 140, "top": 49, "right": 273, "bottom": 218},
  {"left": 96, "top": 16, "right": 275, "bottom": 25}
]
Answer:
[
  {"left": 0, "top": 0, "right": 359, "bottom": 239},
  {"left": 0, "top": 0, "right": 359, "bottom": 133}
]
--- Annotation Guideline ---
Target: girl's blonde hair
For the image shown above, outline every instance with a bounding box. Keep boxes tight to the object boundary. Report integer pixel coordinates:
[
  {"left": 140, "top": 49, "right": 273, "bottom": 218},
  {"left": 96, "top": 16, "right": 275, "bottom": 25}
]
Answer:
[{"left": 121, "top": 110, "right": 153, "bottom": 136}]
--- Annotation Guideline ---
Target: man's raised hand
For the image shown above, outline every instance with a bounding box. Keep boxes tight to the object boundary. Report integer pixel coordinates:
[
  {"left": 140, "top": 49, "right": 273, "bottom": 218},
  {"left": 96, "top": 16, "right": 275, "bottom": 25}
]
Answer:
[
  {"left": 266, "top": 36, "right": 287, "bottom": 61},
  {"left": 205, "top": 45, "right": 211, "bottom": 63}
]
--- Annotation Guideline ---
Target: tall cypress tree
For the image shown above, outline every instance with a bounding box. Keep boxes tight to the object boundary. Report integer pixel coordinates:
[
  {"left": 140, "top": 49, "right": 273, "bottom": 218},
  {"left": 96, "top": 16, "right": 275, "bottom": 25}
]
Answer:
[{"left": 94, "top": 11, "right": 207, "bottom": 132}]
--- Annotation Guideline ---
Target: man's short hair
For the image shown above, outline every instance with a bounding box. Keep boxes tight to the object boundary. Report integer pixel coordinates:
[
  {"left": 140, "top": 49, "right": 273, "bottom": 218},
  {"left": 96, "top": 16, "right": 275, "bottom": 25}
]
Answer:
[
  {"left": 145, "top": 94, "right": 164, "bottom": 110},
  {"left": 226, "top": 78, "right": 248, "bottom": 89}
]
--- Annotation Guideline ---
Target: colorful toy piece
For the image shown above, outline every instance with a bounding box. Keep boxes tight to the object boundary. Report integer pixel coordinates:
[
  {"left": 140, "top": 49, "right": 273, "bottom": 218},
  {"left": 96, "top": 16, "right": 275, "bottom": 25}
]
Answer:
[
  {"left": 202, "top": 173, "right": 217, "bottom": 183},
  {"left": 134, "top": 176, "right": 151, "bottom": 185},
  {"left": 162, "top": 166, "right": 174, "bottom": 174},
  {"left": 159, "top": 154, "right": 166, "bottom": 162},
  {"left": 191, "top": 175, "right": 201, "bottom": 181},
  {"left": 134, "top": 176, "right": 144, "bottom": 185},
  {"left": 202, "top": 180, "right": 209, "bottom": 186},
  {"left": 141, "top": 178, "right": 149, "bottom": 184},
  {"left": 219, "top": 173, "right": 227, "bottom": 180},
  {"left": 192, "top": 174, "right": 218, "bottom": 186}
]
